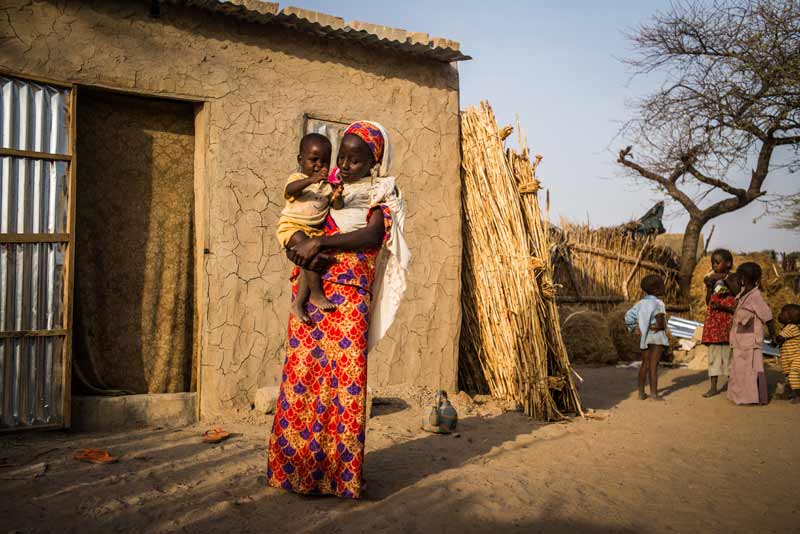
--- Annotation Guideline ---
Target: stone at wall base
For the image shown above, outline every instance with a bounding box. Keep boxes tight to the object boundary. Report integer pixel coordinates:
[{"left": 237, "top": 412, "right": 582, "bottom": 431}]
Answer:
[{"left": 254, "top": 386, "right": 280, "bottom": 414}]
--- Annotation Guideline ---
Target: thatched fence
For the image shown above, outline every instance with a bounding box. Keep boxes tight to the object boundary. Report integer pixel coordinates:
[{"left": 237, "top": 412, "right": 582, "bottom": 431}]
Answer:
[{"left": 550, "top": 221, "right": 686, "bottom": 311}]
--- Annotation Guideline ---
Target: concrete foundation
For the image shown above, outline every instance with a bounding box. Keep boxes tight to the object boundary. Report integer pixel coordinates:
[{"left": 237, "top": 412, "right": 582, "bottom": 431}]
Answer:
[{"left": 72, "top": 393, "right": 196, "bottom": 431}]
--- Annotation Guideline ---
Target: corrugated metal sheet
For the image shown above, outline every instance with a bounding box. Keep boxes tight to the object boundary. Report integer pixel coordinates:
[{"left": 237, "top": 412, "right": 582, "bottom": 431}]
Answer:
[
  {"left": 0, "top": 76, "right": 70, "bottom": 154},
  {"left": 160, "top": 0, "right": 471, "bottom": 62},
  {"left": 0, "top": 75, "right": 70, "bottom": 428},
  {"left": 668, "top": 316, "right": 701, "bottom": 340},
  {"left": 668, "top": 316, "right": 779, "bottom": 357}
]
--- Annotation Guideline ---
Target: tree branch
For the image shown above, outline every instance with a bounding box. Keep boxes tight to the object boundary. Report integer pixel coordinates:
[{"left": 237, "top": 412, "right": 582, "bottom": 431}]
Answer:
[
  {"left": 684, "top": 163, "right": 747, "bottom": 199},
  {"left": 617, "top": 146, "right": 700, "bottom": 217}
]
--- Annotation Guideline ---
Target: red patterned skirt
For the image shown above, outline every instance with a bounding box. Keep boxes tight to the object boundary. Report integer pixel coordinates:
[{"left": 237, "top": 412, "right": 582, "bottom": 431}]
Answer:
[
  {"left": 267, "top": 278, "right": 371, "bottom": 498},
  {"left": 267, "top": 209, "right": 390, "bottom": 499}
]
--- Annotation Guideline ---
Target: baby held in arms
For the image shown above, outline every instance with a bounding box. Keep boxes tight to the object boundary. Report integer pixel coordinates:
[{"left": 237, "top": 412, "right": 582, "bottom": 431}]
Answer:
[{"left": 276, "top": 133, "right": 344, "bottom": 324}]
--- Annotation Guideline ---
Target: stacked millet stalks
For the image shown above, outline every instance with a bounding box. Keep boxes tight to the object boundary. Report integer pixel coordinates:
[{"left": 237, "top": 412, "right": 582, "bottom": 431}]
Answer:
[{"left": 459, "top": 101, "right": 583, "bottom": 420}]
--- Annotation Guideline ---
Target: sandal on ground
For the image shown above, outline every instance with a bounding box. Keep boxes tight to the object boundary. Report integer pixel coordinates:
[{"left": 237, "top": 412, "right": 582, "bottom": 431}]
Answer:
[
  {"left": 73, "top": 448, "right": 119, "bottom": 464},
  {"left": 702, "top": 390, "right": 718, "bottom": 398},
  {"left": 202, "top": 427, "right": 231, "bottom": 443}
]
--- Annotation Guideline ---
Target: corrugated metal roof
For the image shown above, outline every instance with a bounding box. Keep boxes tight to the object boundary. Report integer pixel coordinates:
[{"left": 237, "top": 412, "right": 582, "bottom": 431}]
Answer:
[
  {"left": 668, "top": 316, "right": 779, "bottom": 357},
  {"left": 158, "top": 0, "right": 471, "bottom": 62}
]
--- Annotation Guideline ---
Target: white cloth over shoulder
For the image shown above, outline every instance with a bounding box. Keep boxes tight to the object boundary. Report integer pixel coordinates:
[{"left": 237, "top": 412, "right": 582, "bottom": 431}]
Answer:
[{"left": 328, "top": 121, "right": 411, "bottom": 351}]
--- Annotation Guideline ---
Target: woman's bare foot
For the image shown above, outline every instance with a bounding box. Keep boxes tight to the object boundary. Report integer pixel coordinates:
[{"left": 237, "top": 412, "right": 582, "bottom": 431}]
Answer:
[
  {"left": 702, "top": 389, "right": 718, "bottom": 398},
  {"left": 638, "top": 392, "right": 648, "bottom": 400},
  {"left": 309, "top": 293, "right": 337, "bottom": 312},
  {"left": 650, "top": 394, "right": 665, "bottom": 401},
  {"left": 291, "top": 299, "right": 312, "bottom": 325}
]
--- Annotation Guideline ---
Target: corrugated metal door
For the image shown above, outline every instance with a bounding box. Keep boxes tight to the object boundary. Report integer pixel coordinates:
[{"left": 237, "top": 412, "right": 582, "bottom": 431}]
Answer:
[{"left": 0, "top": 74, "right": 75, "bottom": 431}]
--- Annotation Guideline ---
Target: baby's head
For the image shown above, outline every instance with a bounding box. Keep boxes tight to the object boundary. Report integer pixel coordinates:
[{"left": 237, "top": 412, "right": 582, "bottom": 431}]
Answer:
[
  {"left": 736, "top": 262, "right": 762, "bottom": 290},
  {"left": 778, "top": 304, "right": 800, "bottom": 325},
  {"left": 711, "top": 249, "right": 734, "bottom": 274},
  {"left": 297, "top": 133, "right": 332, "bottom": 177},
  {"left": 641, "top": 274, "right": 665, "bottom": 297}
]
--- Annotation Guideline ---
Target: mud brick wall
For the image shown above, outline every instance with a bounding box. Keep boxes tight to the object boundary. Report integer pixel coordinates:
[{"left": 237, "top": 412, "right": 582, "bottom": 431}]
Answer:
[{"left": 0, "top": 0, "right": 462, "bottom": 418}]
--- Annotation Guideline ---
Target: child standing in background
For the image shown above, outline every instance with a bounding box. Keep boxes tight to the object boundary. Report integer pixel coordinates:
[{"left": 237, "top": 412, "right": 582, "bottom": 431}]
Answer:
[
  {"left": 776, "top": 304, "right": 800, "bottom": 404},
  {"left": 625, "top": 275, "right": 669, "bottom": 401},
  {"left": 727, "top": 263, "right": 780, "bottom": 405},
  {"left": 701, "top": 249, "right": 736, "bottom": 397}
]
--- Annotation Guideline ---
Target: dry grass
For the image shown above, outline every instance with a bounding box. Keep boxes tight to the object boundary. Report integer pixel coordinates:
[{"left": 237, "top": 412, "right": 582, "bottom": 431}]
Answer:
[
  {"left": 690, "top": 252, "right": 798, "bottom": 322},
  {"left": 551, "top": 221, "right": 682, "bottom": 309},
  {"left": 458, "top": 102, "right": 582, "bottom": 420},
  {"left": 606, "top": 304, "right": 642, "bottom": 362},
  {"left": 559, "top": 308, "right": 617, "bottom": 365}
]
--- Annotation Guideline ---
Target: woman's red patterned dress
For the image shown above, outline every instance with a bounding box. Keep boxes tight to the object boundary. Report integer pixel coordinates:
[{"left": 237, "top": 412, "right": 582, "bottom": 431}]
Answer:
[{"left": 267, "top": 207, "right": 391, "bottom": 499}]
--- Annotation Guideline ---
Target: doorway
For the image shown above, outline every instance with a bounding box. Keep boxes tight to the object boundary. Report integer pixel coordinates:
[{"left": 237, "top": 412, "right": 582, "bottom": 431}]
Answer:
[{"left": 73, "top": 89, "right": 196, "bottom": 395}]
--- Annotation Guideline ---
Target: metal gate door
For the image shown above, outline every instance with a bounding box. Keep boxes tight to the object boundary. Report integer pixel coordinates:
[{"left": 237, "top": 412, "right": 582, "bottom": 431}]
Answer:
[{"left": 0, "top": 74, "right": 75, "bottom": 431}]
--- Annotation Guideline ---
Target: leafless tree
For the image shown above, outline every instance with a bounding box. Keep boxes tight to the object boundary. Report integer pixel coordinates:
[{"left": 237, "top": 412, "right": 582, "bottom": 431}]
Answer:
[
  {"left": 617, "top": 0, "right": 800, "bottom": 296},
  {"left": 772, "top": 194, "right": 800, "bottom": 231}
]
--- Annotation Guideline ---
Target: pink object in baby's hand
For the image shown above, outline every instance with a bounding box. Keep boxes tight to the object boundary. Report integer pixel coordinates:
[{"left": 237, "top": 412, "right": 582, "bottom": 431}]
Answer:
[{"left": 327, "top": 167, "right": 342, "bottom": 185}]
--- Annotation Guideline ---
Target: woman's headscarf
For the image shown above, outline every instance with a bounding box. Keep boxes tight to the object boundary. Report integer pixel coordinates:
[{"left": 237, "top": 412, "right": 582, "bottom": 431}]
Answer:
[
  {"left": 330, "top": 120, "right": 409, "bottom": 351},
  {"left": 344, "top": 121, "right": 385, "bottom": 166}
]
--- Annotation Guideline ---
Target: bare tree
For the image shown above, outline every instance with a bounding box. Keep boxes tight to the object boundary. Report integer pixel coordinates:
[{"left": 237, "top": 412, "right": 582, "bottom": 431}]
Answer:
[
  {"left": 773, "top": 194, "right": 800, "bottom": 231},
  {"left": 617, "top": 0, "right": 800, "bottom": 297}
]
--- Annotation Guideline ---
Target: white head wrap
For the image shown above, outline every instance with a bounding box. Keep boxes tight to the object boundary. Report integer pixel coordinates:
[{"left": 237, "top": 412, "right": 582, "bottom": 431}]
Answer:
[{"left": 328, "top": 121, "right": 410, "bottom": 350}]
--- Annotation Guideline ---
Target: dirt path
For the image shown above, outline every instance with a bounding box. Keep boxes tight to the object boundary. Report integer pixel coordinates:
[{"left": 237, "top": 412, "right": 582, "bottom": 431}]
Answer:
[{"left": 2, "top": 366, "right": 798, "bottom": 533}]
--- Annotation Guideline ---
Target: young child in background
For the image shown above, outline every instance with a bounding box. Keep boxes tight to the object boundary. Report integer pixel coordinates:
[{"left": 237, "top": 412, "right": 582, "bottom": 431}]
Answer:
[
  {"left": 776, "top": 304, "right": 800, "bottom": 404},
  {"left": 701, "top": 249, "right": 736, "bottom": 397},
  {"left": 276, "top": 133, "right": 344, "bottom": 324},
  {"left": 625, "top": 275, "right": 669, "bottom": 401},
  {"left": 727, "top": 263, "right": 779, "bottom": 405}
]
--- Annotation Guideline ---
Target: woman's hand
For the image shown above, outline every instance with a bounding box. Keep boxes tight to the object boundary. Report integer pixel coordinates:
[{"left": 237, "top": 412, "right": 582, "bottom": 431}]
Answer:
[{"left": 287, "top": 238, "right": 322, "bottom": 267}]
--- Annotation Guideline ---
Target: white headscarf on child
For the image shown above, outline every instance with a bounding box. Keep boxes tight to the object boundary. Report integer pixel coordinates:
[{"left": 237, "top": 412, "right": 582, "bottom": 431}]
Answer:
[{"left": 328, "top": 121, "right": 411, "bottom": 351}]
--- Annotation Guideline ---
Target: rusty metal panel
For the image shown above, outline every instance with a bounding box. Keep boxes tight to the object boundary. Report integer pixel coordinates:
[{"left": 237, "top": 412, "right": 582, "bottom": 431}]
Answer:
[{"left": 0, "top": 75, "right": 70, "bottom": 429}]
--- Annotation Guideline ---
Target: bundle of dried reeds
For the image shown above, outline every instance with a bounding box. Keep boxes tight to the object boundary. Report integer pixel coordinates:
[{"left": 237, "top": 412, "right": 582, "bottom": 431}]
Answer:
[
  {"left": 551, "top": 221, "right": 682, "bottom": 308},
  {"left": 459, "top": 102, "right": 582, "bottom": 420}
]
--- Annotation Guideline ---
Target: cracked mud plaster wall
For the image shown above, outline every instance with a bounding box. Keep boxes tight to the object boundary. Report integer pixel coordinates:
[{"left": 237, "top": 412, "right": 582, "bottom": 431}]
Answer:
[{"left": 1, "top": 0, "right": 463, "bottom": 418}]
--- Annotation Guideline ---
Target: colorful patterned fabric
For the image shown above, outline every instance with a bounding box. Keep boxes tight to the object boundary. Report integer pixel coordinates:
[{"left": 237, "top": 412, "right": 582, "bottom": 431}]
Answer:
[
  {"left": 267, "top": 206, "right": 392, "bottom": 499},
  {"left": 344, "top": 121, "right": 385, "bottom": 164},
  {"left": 779, "top": 324, "right": 800, "bottom": 390},
  {"left": 702, "top": 292, "right": 737, "bottom": 344}
]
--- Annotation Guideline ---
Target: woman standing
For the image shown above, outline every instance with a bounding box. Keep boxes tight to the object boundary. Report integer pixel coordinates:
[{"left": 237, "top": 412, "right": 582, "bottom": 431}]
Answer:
[{"left": 267, "top": 121, "right": 409, "bottom": 499}]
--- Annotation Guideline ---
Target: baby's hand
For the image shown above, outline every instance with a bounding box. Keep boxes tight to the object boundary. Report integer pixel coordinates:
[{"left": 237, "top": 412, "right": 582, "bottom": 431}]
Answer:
[
  {"left": 311, "top": 167, "right": 329, "bottom": 183},
  {"left": 331, "top": 183, "right": 344, "bottom": 199}
]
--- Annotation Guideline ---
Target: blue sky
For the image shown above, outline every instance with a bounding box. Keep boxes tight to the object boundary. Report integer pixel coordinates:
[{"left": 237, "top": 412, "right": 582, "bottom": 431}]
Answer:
[{"left": 284, "top": 0, "right": 797, "bottom": 251}]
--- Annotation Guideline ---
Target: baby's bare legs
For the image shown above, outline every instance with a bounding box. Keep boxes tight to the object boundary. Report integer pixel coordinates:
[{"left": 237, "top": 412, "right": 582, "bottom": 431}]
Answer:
[
  {"left": 292, "top": 269, "right": 312, "bottom": 325},
  {"left": 287, "top": 231, "right": 336, "bottom": 324}
]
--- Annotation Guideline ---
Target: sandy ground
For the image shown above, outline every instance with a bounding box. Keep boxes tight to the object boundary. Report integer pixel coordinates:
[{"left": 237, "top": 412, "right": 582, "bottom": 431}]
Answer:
[{"left": 2, "top": 365, "right": 799, "bottom": 534}]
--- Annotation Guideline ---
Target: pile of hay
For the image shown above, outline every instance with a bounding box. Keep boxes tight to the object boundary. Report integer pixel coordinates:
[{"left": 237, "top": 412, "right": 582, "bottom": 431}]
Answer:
[
  {"left": 606, "top": 304, "right": 641, "bottom": 362},
  {"left": 690, "top": 252, "right": 798, "bottom": 322},
  {"left": 559, "top": 308, "right": 617, "bottom": 365}
]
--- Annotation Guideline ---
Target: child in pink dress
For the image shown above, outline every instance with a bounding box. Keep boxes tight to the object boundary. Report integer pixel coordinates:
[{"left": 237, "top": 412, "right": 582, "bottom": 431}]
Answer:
[{"left": 727, "top": 263, "right": 780, "bottom": 405}]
